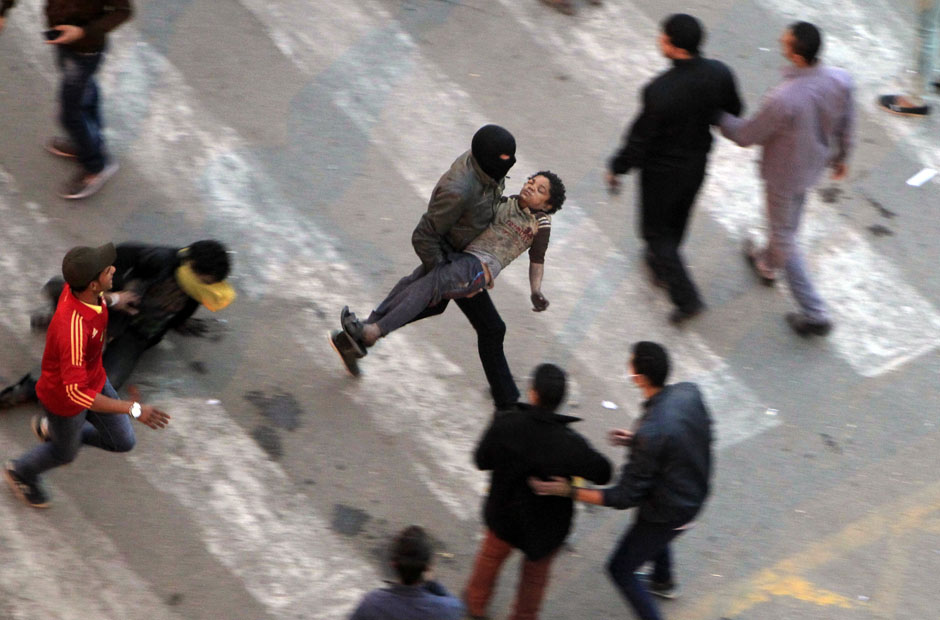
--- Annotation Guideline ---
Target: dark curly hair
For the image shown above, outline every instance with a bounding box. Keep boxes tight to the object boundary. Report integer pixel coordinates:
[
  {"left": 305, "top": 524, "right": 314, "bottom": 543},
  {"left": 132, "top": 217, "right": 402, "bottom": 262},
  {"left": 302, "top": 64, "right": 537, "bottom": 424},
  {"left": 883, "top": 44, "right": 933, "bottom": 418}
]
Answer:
[
  {"left": 185, "top": 240, "right": 231, "bottom": 282},
  {"left": 531, "top": 170, "right": 566, "bottom": 214}
]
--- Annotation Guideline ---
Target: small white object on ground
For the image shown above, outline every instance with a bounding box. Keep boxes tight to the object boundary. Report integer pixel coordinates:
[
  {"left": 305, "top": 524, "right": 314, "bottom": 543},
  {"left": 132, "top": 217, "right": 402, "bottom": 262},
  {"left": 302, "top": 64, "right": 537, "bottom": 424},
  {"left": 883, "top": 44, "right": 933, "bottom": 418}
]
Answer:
[
  {"left": 906, "top": 168, "right": 937, "bottom": 187},
  {"left": 601, "top": 400, "right": 618, "bottom": 410}
]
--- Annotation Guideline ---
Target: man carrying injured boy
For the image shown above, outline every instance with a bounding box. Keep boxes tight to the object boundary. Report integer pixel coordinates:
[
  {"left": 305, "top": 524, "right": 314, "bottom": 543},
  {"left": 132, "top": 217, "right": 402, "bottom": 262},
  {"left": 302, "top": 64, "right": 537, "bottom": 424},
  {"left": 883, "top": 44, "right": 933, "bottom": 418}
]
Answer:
[{"left": 333, "top": 171, "right": 565, "bottom": 374}]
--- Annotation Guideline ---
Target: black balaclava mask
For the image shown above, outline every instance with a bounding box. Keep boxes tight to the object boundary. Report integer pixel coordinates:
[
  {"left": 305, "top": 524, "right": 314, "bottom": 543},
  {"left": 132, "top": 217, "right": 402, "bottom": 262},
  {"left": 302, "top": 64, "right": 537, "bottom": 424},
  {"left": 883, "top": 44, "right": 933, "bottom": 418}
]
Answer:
[{"left": 471, "top": 124, "right": 516, "bottom": 181}]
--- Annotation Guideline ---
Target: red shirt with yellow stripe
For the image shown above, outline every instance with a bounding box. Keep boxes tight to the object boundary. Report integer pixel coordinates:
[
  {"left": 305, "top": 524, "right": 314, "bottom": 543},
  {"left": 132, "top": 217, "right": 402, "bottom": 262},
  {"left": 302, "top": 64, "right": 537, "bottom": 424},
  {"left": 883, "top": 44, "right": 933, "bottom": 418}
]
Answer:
[{"left": 35, "top": 285, "right": 109, "bottom": 416}]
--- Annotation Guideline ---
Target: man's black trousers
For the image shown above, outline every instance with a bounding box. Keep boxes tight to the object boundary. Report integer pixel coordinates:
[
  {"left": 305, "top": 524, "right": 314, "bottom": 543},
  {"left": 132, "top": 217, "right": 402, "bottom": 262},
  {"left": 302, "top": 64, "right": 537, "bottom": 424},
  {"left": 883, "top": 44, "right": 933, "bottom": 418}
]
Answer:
[
  {"left": 639, "top": 161, "right": 707, "bottom": 313},
  {"left": 411, "top": 290, "right": 519, "bottom": 408}
]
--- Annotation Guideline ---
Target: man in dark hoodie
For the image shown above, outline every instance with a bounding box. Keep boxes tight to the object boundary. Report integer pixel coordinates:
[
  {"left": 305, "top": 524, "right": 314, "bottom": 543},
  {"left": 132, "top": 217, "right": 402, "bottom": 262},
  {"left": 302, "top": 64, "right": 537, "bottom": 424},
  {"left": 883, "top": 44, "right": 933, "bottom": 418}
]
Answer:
[
  {"left": 605, "top": 14, "right": 742, "bottom": 325},
  {"left": 464, "top": 363, "right": 612, "bottom": 620},
  {"left": 332, "top": 124, "right": 522, "bottom": 407},
  {"left": 0, "top": 240, "right": 234, "bottom": 407},
  {"left": 0, "top": 0, "right": 131, "bottom": 199},
  {"left": 530, "top": 342, "right": 712, "bottom": 620}
]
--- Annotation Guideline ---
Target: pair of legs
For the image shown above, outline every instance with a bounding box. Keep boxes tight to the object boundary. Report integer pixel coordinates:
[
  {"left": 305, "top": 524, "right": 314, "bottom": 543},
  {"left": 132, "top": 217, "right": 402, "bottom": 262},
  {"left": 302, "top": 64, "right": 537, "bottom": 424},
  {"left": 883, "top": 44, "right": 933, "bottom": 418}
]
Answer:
[
  {"left": 56, "top": 46, "right": 108, "bottom": 175},
  {"left": 752, "top": 185, "right": 830, "bottom": 325},
  {"left": 11, "top": 379, "right": 136, "bottom": 485},
  {"left": 607, "top": 519, "right": 683, "bottom": 620},
  {"left": 362, "top": 256, "right": 519, "bottom": 407},
  {"left": 639, "top": 162, "right": 707, "bottom": 314},
  {"left": 880, "top": 0, "right": 940, "bottom": 113},
  {"left": 465, "top": 529, "right": 557, "bottom": 620}
]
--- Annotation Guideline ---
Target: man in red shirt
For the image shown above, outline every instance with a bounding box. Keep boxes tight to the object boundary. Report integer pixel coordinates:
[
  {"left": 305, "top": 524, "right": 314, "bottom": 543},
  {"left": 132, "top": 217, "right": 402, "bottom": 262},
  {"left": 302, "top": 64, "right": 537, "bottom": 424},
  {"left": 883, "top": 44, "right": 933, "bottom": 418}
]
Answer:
[{"left": 4, "top": 243, "right": 170, "bottom": 508}]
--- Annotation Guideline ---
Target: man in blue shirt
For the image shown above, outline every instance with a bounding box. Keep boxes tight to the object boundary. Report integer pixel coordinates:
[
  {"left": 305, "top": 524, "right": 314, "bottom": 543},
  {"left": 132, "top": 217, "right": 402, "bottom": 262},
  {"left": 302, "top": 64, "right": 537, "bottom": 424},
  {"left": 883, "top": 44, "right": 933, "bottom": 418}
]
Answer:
[{"left": 349, "top": 526, "right": 464, "bottom": 620}]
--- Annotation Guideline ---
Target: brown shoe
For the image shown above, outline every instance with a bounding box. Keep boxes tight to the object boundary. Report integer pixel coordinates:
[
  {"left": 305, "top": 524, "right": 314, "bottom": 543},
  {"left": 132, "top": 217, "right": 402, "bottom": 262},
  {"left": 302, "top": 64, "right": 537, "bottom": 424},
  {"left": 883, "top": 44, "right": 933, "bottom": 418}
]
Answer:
[
  {"left": 45, "top": 137, "right": 78, "bottom": 158},
  {"left": 58, "top": 161, "right": 119, "bottom": 200}
]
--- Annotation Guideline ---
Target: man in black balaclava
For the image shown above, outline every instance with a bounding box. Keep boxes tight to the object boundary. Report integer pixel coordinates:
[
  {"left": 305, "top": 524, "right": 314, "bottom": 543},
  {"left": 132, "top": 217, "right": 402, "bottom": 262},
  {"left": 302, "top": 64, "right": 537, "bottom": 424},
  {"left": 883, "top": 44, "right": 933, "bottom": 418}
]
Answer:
[{"left": 330, "top": 125, "right": 522, "bottom": 408}]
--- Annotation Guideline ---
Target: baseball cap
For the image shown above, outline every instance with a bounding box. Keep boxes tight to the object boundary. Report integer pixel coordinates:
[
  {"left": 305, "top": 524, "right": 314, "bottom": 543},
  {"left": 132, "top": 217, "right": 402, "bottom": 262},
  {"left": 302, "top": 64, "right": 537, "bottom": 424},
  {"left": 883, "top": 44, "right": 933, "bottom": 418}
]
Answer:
[{"left": 62, "top": 243, "right": 116, "bottom": 289}]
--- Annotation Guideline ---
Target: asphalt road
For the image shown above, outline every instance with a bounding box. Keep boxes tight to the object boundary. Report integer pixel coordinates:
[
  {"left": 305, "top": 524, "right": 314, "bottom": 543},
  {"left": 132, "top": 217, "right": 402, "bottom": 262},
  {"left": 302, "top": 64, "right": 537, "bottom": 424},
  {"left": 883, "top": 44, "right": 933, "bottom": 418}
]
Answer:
[{"left": 1, "top": 0, "right": 938, "bottom": 619}]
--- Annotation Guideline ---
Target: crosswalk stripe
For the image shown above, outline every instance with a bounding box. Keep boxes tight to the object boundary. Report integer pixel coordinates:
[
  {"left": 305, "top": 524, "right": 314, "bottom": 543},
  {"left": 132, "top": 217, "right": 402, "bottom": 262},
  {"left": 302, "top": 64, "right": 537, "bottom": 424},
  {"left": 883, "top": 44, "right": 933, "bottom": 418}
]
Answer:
[
  {"left": 496, "top": 0, "right": 940, "bottom": 377},
  {"left": 126, "top": 397, "right": 376, "bottom": 619},
  {"left": 0, "top": 436, "right": 179, "bottom": 620}
]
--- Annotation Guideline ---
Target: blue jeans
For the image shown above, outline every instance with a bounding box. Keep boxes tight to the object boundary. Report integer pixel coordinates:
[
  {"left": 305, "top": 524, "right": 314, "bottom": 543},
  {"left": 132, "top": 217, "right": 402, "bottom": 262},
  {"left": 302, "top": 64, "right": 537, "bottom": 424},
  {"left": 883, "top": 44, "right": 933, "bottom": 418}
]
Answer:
[
  {"left": 365, "top": 255, "right": 519, "bottom": 408},
  {"left": 14, "top": 379, "right": 136, "bottom": 484},
  {"left": 367, "top": 254, "right": 488, "bottom": 336},
  {"left": 912, "top": 0, "right": 940, "bottom": 98},
  {"left": 56, "top": 46, "right": 107, "bottom": 174},
  {"left": 607, "top": 519, "right": 684, "bottom": 620}
]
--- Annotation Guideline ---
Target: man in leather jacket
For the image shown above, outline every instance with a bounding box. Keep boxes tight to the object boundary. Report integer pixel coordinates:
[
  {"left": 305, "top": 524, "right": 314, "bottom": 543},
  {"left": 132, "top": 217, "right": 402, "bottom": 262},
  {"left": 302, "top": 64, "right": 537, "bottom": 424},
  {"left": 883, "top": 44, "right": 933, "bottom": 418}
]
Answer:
[{"left": 531, "top": 342, "right": 713, "bottom": 620}]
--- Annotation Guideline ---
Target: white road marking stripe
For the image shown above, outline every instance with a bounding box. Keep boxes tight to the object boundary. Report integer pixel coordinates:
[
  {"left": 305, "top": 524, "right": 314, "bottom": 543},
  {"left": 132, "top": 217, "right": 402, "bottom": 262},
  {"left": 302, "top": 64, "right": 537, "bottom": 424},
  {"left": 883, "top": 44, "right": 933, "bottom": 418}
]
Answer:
[
  {"left": 497, "top": 0, "right": 940, "bottom": 376},
  {"left": 127, "top": 397, "right": 377, "bottom": 619},
  {"left": 0, "top": 437, "right": 178, "bottom": 620}
]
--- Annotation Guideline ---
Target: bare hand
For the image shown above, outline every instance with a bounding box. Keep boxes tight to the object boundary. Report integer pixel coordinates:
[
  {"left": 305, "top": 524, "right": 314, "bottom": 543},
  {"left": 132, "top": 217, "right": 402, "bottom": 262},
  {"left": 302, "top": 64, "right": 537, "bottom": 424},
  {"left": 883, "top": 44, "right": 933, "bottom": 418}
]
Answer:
[
  {"left": 604, "top": 171, "right": 621, "bottom": 195},
  {"left": 46, "top": 25, "right": 84, "bottom": 45},
  {"left": 139, "top": 405, "right": 171, "bottom": 429},
  {"left": 831, "top": 162, "right": 848, "bottom": 181},
  {"left": 608, "top": 428, "right": 634, "bottom": 447},
  {"left": 530, "top": 292, "right": 549, "bottom": 312},
  {"left": 0, "top": 17, "right": 6, "bottom": 34},
  {"left": 111, "top": 291, "right": 140, "bottom": 315},
  {"left": 528, "top": 475, "right": 571, "bottom": 497}
]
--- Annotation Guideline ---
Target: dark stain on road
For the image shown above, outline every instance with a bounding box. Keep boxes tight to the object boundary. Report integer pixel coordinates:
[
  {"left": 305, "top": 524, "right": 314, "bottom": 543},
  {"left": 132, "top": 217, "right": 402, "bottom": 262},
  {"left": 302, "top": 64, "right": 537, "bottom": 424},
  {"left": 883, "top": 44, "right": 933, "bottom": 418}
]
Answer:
[
  {"left": 868, "top": 224, "right": 894, "bottom": 237},
  {"left": 166, "top": 593, "right": 184, "bottom": 606},
  {"left": 818, "top": 186, "right": 843, "bottom": 204},
  {"left": 333, "top": 504, "right": 371, "bottom": 536},
  {"left": 864, "top": 195, "right": 897, "bottom": 218},
  {"left": 820, "top": 433, "right": 843, "bottom": 454},
  {"left": 244, "top": 390, "right": 303, "bottom": 431},
  {"left": 189, "top": 361, "right": 208, "bottom": 374},
  {"left": 251, "top": 425, "right": 283, "bottom": 460}
]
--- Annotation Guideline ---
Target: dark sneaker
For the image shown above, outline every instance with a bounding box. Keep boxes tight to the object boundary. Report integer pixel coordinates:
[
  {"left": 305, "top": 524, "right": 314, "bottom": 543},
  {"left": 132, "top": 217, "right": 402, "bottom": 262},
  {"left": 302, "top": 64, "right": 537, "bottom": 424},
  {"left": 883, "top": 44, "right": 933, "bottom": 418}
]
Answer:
[
  {"left": 340, "top": 306, "right": 367, "bottom": 356},
  {"left": 744, "top": 238, "right": 775, "bottom": 286},
  {"left": 31, "top": 414, "right": 50, "bottom": 443},
  {"left": 877, "top": 94, "right": 930, "bottom": 117},
  {"left": 786, "top": 312, "right": 833, "bottom": 337},
  {"left": 329, "top": 330, "right": 362, "bottom": 377},
  {"left": 669, "top": 303, "right": 705, "bottom": 326},
  {"left": 635, "top": 569, "right": 681, "bottom": 599},
  {"left": 45, "top": 137, "right": 78, "bottom": 158},
  {"left": 0, "top": 373, "right": 37, "bottom": 409},
  {"left": 58, "top": 161, "right": 119, "bottom": 200},
  {"left": 4, "top": 461, "right": 50, "bottom": 508}
]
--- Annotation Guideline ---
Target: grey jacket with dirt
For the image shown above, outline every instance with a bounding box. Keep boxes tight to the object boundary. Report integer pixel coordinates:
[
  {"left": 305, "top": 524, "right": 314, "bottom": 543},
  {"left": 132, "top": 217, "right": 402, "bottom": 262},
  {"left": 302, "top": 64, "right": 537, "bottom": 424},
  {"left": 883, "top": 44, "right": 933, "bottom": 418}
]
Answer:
[{"left": 411, "top": 150, "right": 506, "bottom": 272}]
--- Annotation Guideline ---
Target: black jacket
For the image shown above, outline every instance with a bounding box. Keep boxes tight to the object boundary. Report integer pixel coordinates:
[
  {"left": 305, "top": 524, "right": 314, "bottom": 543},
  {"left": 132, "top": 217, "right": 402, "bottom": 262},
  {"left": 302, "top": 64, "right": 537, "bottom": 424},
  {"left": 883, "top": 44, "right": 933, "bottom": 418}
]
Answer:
[
  {"left": 475, "top": 404, "right": 612, "bottom": 561},
  {"left": 109, "top": 243, "right": 199, "bottom": 346},
  {"left": 603, "top": 383, "right": 713, "bottom": 525},
  {"left": 0, "top": 1, "right": 133, "bottom": 53},
  {"left": 610, "top": 56, "right": 742, "bottom": 173}
]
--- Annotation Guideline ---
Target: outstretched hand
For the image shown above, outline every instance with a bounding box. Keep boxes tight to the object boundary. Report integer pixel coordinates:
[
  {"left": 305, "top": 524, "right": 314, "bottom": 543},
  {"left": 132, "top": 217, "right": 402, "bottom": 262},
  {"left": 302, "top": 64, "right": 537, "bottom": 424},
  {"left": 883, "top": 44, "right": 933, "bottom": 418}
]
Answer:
[
  {"left": 127, "top": 385, "right": 171, "bottom": 429},
  {"left": 531, "top": 292, "right": 549, "bottom": 312}
]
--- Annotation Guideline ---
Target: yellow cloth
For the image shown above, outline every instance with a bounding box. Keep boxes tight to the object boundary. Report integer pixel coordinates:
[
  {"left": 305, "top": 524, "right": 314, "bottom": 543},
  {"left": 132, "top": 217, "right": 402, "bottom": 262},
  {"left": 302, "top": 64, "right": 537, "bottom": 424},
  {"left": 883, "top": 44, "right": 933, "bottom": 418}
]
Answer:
[{"left": 175, "top": 263, "right": 236, "bottom": 312}]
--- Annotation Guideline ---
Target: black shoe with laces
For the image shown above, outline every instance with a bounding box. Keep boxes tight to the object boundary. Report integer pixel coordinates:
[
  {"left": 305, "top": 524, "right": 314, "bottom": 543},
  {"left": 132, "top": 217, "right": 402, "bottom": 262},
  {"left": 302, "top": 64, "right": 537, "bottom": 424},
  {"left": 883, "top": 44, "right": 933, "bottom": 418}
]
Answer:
[
  {"left": 785, "top": 312, "right": 833, "bottom": 337},
  {"left": 329, "top": 331, "right": 362, "bottom": 377},
  {"left": 340, "top": 306, "right": 367, "bottom": 355},
  {"left": 0, "top": 373, "right": 37, "bottom": 409},
  {"left": 4, "top": 461, "right": 50, "bottom": 508}
]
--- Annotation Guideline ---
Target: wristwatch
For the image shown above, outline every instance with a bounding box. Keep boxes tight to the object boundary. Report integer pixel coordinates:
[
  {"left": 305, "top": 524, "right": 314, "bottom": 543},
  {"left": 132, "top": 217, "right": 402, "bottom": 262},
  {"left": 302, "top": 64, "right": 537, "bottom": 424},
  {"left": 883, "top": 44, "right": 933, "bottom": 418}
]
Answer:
[{"left": 129, "top": 402, "right": 141, "bottom": 419}]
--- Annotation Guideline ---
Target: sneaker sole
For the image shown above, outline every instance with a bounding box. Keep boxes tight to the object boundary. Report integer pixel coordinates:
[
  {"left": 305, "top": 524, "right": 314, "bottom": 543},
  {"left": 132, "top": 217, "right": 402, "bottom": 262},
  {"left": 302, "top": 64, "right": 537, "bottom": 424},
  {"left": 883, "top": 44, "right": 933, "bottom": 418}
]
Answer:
[
  {"left": 31, "top": 415, "right": 49, "bottom": 443},
  {"left": 44, "top": 142, "right": 77, "bottom": 158},
  {"left": 3, "top": 467, "right": 50, "bottom": 509},
  {"left": 328, "top": 332, "right": 361, "bottom": 377},
  {"left": 60, "top": 161, "right": 120, "bottom": 200}
]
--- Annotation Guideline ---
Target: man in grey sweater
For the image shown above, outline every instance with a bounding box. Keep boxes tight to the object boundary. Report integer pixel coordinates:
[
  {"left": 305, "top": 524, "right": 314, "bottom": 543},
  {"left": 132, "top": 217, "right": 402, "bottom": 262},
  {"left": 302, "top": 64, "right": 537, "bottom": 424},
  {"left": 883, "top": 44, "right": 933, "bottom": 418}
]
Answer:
[{"left": 718, "top": 21, "right": 855, "bottom": 337}]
